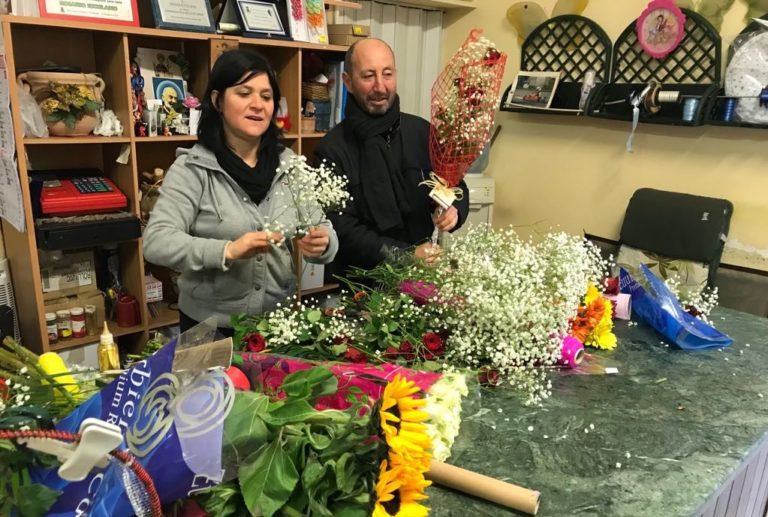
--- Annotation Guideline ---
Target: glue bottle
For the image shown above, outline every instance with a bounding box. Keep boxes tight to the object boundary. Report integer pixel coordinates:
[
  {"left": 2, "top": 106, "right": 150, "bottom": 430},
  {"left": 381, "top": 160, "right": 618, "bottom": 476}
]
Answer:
[{"left": 97, "top": 322, "right": 120, "bottom": 372}]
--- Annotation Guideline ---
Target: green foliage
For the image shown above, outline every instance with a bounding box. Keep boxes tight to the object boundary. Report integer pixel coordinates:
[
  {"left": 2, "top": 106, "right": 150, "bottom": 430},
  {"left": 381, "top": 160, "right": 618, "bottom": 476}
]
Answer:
[{"left": 195, "top": 366, "right": 382, "bottom": 517}]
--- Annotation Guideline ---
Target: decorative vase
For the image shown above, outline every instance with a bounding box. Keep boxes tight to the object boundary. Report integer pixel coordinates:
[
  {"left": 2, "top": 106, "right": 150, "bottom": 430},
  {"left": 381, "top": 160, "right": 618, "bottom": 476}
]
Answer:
[
  {"left": 47, "top": 113, "right": 99, "bottom": 137},
  {"left": 17, "top": 71, "right": 105, "bottom": 137}
]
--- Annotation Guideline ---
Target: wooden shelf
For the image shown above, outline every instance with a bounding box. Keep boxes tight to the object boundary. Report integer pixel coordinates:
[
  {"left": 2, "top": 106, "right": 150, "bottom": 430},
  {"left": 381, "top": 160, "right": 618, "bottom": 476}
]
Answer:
[
  {"left": 0, "top": 15, "right": 214, "bottom": 40},
  {"left": 300, "top": 283, "right": 340, "bottom": 297},
  {"left": 284, "top": 132, "right": 299, "bottom": 139},
  {"left": 325, "top": 0, "right": 362, "bottom": 9},
  {"left": 148, "top": 301, "right": 179, "bottom": 330},
  {"left": 135, "top": 135, "right": 197, "bottom": 143},
  {"left": 231, "top": 35, "right": 348, "bottom": 53},
  {"left": 301, "top": 132, "right": 329, "bottom": 139},
  {"left": 48, "top": 320, "right": 144, "bottom": 351},
  {"left": 24, "top": 136, "right": 132, "bottom": 145},
  {"left": 385, "top": 0, "right": 475, "bottom": 8}
]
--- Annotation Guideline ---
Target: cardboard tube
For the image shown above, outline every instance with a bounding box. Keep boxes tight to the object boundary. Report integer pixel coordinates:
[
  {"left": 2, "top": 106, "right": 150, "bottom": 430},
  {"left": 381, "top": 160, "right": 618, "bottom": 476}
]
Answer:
[{"left": 427, "top": 459, "right": 540, "bottom": 515}]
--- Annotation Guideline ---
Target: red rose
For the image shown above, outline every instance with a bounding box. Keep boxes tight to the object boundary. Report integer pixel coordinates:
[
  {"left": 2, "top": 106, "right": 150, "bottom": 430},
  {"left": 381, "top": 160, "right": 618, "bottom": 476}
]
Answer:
[
  {"left": 383, "top": 346, "right": 400, "bottom": 360},
  {"left": 399, "top": 341, "right": 416, "bottom": 361},
  {"left": 244, "top": 332, "right": 266, "bottom": 353},
  {"left": 0, "top": 378, "right": 7, "bottom": 401},
  {"left": 603, "top": 276, "right": 619, "bottom": 295},
  {"left": 344, "top": 347, "right": 367, "bottom": 363},
  {"left": 478, "top": 367, "right": 501, "bottom": 387},
  {"left": 422, "top": 332, "right": 443, "bottom": 351}
]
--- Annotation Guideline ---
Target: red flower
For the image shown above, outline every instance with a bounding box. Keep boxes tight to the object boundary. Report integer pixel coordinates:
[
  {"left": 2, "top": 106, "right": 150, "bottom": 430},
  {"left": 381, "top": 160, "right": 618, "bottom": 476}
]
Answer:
[
  {"left": 383, "top": 346, "right": 400, "bottom": 360},
  {"left": 0, "top": 378, "right": 7, "bottom": 401},
  {"left": 244, "top": 332, "right": 267, "bottom": 353},
  {"left": 399, "top": 341, "right": 416, "bottom": 361},
  {"left": 353, "top": 290, "right": 367, "bottom": 302},
  {"left": 603, "top": 276, "right": 619, "bottom": 296},
  {"left": 422, "top": 332, "right": 443, "bottom": 351},
  {"left": 344, "top": 347, "right": 367, "bottom": 363},
  {"left": 478, "top": 367, "right": 500, "bottom": 387},
  {"left": 323, "top": 307, "right": 335, "bottom": 317}
]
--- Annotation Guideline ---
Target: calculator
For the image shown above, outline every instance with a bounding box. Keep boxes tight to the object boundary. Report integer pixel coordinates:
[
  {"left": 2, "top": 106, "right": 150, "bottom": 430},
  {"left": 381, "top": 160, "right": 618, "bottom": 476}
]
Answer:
[{"left": 40, "top": 177, "right": 128, "bottom": 216}]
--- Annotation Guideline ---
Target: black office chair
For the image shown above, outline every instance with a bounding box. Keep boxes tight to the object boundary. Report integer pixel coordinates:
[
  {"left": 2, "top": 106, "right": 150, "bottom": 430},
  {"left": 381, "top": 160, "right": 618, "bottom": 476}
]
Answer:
[{"left": 616, "top": 188, "right": 733, "bottom": 292}]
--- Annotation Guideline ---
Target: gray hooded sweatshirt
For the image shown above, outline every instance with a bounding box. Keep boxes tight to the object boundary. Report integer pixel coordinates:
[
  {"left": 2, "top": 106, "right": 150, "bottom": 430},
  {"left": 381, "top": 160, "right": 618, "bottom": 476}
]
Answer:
[{"left": 143, "top": 143, "right": 338, "bottom": 328}]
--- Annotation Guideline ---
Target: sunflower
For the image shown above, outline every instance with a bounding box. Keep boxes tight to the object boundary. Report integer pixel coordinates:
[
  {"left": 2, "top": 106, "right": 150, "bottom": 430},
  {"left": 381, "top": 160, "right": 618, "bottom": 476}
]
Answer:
[{"left": 374, "top": 375, "right": 433, "bottom": 517}]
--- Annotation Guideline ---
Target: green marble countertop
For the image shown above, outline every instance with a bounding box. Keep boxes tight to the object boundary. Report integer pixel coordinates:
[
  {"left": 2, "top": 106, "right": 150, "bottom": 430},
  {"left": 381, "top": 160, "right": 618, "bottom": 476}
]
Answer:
[{"left": 427, "top": 307, "right": 768, "bottom": 516}]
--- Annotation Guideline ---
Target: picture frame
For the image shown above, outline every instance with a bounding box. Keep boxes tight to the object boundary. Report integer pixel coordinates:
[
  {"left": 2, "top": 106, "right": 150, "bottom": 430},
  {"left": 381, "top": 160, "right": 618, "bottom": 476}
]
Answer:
[
  {"left": 38, "top": 0, "right": 139, "bottom": 26},
  {"left": 636, "top": 0, "right": 686, "bottom": 60},
  {"left": 235, "top": 0, "right": 291, "bottom": 39},
  {"left": 149, "top": 0, "right": 216, "bottom": 33},
  {"left": 503, "top": 71, "right": 561, "bottom": 110}
]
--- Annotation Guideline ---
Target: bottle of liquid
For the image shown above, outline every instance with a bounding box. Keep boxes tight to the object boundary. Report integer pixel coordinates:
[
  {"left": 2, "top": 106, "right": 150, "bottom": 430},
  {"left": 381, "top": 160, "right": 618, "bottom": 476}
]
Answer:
[{"left": 97, "top": 322, "right": 121, "bottom": 372}]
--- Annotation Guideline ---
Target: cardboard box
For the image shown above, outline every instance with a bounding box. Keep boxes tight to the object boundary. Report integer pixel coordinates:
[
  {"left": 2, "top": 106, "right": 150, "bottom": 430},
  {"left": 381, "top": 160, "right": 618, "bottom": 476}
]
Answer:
[
  {"left": 40, "top": 250, "right": 98, "bottom": 301},
  {"left": 145, "top": 274, "right": 163, "bottom": 303},
  {"left": 44, "top": 290, "right": 106, "bottom": 343},
  {"left": 301, "top": 262, "right": 325, "bottom": 291},
  {"left": 327, "top": 24, "right": 369, "bottom": 46}
]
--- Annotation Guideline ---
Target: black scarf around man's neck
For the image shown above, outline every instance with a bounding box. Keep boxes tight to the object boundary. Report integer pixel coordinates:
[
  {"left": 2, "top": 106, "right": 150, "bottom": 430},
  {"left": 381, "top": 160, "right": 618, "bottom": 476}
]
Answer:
[
  {"left": 215, "top": 144, "right": 276, "bottom": 205},
  {"left": 343, "top": 94, "right": 411, "bottom": 232}
]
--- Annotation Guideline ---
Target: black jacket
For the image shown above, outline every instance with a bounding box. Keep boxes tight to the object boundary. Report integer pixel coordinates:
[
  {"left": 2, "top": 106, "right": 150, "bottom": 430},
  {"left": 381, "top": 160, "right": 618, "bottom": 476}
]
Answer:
[{"left": 315, "top": 113, "right": 470, "bottom": 281}]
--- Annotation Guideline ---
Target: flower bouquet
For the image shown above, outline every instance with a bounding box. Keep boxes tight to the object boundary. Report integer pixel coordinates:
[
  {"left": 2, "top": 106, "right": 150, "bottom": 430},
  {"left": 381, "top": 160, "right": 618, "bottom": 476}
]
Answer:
[
  {"left": 234, "top": 225, "right": 612, "bottom": 405},
  {"left": 424, "top": 30, "right": 506, "bottom": 222}
]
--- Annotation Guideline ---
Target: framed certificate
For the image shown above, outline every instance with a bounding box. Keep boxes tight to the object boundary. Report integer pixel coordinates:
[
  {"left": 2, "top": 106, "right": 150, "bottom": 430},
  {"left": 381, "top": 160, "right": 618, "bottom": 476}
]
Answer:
[
  {"left": 236, "top": 0, "right": 289, "bottom": 39},
  {"left": 150, "top": 0, "right": 216, "bottom": 33},
  {"left": 38, "top": 0, "right": 139, "bottom": 26}
]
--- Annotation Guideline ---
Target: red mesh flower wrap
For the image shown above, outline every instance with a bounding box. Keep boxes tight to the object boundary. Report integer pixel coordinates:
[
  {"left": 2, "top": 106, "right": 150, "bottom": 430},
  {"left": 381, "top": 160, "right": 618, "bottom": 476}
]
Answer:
[{"left": 428, "top": 29, "right": 507, "bottom": 196}]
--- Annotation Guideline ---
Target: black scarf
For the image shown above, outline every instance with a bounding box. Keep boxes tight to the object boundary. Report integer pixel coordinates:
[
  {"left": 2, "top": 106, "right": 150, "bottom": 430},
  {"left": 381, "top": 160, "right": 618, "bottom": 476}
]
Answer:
[
  {"left": 343, "top": 95, "right": 411, "bottom": 232},
  {"left": 215, "top": 145, "right": 275, "bottom": 205}
]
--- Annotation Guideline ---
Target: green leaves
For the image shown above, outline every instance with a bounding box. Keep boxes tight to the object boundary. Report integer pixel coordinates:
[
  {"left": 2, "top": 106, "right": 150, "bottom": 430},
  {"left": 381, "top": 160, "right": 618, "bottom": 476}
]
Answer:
[
  {"left": 239, "top": 436, "right": 299, "bottom": 517},
  {"left": 207, "top": 364, "right": 379, "bottom": 517},
  {"left": 281, "top": 366, "right": 338, "bottom": 400},
  {"left": 7, "top": 482, "right": 61, "bottom": 517}
]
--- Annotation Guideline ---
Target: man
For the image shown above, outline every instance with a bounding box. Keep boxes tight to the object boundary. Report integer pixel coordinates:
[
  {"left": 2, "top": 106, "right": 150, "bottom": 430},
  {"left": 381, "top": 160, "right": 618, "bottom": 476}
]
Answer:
[
  {"left": 160, "top": 86, "right": 178, "bottom": 114},
  {"left": 315, "top": 38, "right": 470, "bottom": 281}
]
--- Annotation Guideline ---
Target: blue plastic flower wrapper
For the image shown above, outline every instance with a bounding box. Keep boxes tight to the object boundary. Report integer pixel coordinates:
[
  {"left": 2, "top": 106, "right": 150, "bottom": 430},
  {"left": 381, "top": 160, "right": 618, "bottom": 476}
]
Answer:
[
  {"left": 30, "top": 318, "right": 236, "bottom": 517},
  {"left": 619, "top": 264, "right": 732, "bottom": 350}
]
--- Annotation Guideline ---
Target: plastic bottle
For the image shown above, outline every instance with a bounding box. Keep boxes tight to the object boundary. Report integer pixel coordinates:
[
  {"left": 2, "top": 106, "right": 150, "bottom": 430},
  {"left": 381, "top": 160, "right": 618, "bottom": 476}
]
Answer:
[{"left": 97, "top": 322, "right": 120, "bottom": 372}]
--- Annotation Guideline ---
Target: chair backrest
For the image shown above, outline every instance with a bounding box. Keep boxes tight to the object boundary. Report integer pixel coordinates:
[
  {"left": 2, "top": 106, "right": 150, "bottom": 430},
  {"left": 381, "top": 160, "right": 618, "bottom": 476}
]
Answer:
[{"left": 618, "top": 188, "right": 733, "bottom": 288}]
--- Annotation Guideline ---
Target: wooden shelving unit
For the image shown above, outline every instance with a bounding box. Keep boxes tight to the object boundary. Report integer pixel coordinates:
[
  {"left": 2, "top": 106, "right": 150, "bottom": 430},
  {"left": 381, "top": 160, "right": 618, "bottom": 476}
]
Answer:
[{"left": 0, "top": 14, "right": 348, "bottom": 354}]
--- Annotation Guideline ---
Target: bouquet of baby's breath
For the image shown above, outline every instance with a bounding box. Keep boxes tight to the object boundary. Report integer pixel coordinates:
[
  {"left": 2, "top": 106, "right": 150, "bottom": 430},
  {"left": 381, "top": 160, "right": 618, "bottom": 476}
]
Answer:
[
  {"left": 434, "top": 225, "right": 609, "bottom": 404},
  {"left": 266, "top": 155, "right": 350, "bottom": 237}
]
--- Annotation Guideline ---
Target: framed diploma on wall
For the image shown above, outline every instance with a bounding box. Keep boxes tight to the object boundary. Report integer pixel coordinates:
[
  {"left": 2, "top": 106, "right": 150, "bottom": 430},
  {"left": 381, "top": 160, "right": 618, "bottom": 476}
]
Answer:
[
  {"left": 236, "top": 0, "right": 290, "bottom": 39},
  {"left": 150, "top": 0, "right": 216, "bottom": 33},
  {"left": 38, "top": 0, "right": 139, "bottom": 25}
]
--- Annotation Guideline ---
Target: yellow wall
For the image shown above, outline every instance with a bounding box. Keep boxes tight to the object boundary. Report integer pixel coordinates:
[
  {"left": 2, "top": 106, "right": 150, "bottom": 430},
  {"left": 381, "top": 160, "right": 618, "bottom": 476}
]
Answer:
[{"left": 442, "top": 1, "right": 768, "bottom": 271}]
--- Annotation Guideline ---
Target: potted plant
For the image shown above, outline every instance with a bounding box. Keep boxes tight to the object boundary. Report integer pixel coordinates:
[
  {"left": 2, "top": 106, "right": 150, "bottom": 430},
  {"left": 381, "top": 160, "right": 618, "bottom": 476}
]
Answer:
[{"left": 39, "top": 81, "right": 104, "bottom": 137}]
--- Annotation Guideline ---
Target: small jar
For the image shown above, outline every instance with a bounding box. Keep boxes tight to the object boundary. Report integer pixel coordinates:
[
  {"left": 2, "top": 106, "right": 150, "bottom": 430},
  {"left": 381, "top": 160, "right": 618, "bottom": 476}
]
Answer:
[
  {"left": 85, "top": 304, "right": 98, "bottom": 336},
  {"left": 70, "top": 307, "right": 86, "bottom": 338},
  {"left": 46, "top": 312, "right": 58, "bottom": 344},
  {"left": 56, "top": 309, "right": 72, "bottom": 340}
]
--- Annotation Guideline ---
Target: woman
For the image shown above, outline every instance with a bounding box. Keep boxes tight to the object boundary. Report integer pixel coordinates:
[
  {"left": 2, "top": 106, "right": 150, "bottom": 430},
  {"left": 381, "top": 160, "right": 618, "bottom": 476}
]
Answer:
[{"left": 144, "top": 50, "right": 338, "bottom": 335}]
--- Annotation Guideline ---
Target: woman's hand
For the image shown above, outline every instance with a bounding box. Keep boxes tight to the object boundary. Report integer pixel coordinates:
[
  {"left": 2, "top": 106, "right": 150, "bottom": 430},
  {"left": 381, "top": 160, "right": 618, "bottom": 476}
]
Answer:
[
  {"left": 226, "top": 231, "right": 284, "bottom": 261},
  {"left": 297, "top": 227, "right": 330, "bottom": 258}
]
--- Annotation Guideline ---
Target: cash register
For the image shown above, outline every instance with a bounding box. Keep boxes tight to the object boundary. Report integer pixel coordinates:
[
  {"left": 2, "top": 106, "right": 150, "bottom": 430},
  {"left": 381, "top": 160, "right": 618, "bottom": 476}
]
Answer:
[{"left": 40, "top": 177, "right": 127, "bottom": 216}]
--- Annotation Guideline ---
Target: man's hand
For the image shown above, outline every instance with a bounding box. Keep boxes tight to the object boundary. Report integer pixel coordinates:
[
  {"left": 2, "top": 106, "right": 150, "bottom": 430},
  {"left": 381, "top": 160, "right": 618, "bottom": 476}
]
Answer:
[
  {"left": 297, "top": 227, "right": 330, "bottom": 258},
  {"left": 415, "top": 242, "right": 441, "bottom": 265},
  {"left": 226, "top": 231, "right": 284, "bottom": 261},
  {"left": 433, "top": 206, "right": 459, "bottom": 232}
]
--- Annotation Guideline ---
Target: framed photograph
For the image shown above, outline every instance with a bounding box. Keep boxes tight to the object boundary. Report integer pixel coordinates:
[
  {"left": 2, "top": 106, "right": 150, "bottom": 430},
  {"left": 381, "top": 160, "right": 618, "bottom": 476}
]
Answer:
[
  {"left": 236, "top": 0, "right": 290, "bottom": 39},
  {"left": 134, "top": 48, "right": 187, "bottom": 102},
  {"left": 38, "top": 0, "right": 139, "bottom": 26},
  {"left": 150, "top": 0, "right": 216, "bottom": 33},
  {"left": 636, "top": 0, "right": 686, "bottom": 59},
  {"left": 504, "top": 71, "right": 561, "bottom": 109}
]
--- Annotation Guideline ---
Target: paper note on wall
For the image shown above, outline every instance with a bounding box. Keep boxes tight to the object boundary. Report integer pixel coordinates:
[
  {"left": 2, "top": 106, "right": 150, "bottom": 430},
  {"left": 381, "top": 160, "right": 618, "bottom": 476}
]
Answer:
[{"left": 0, "top": 41, "right": 26, "bottom": 232}]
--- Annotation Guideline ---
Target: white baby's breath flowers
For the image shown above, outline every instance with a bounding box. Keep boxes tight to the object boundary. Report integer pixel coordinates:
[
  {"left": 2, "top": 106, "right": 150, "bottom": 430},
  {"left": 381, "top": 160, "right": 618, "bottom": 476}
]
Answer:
[
  {"left": 434, "top": 225, "right": 608, "bottom": 405},
  {"left": 265, "top": 155, "right": 350, "bottom": 237}
]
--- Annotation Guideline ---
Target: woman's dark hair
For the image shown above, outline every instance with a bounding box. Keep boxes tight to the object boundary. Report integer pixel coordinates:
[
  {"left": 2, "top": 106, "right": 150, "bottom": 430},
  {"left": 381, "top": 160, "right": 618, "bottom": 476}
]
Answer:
[{"left": 199, "top": 49, "right": 284, "bottom": 173}]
